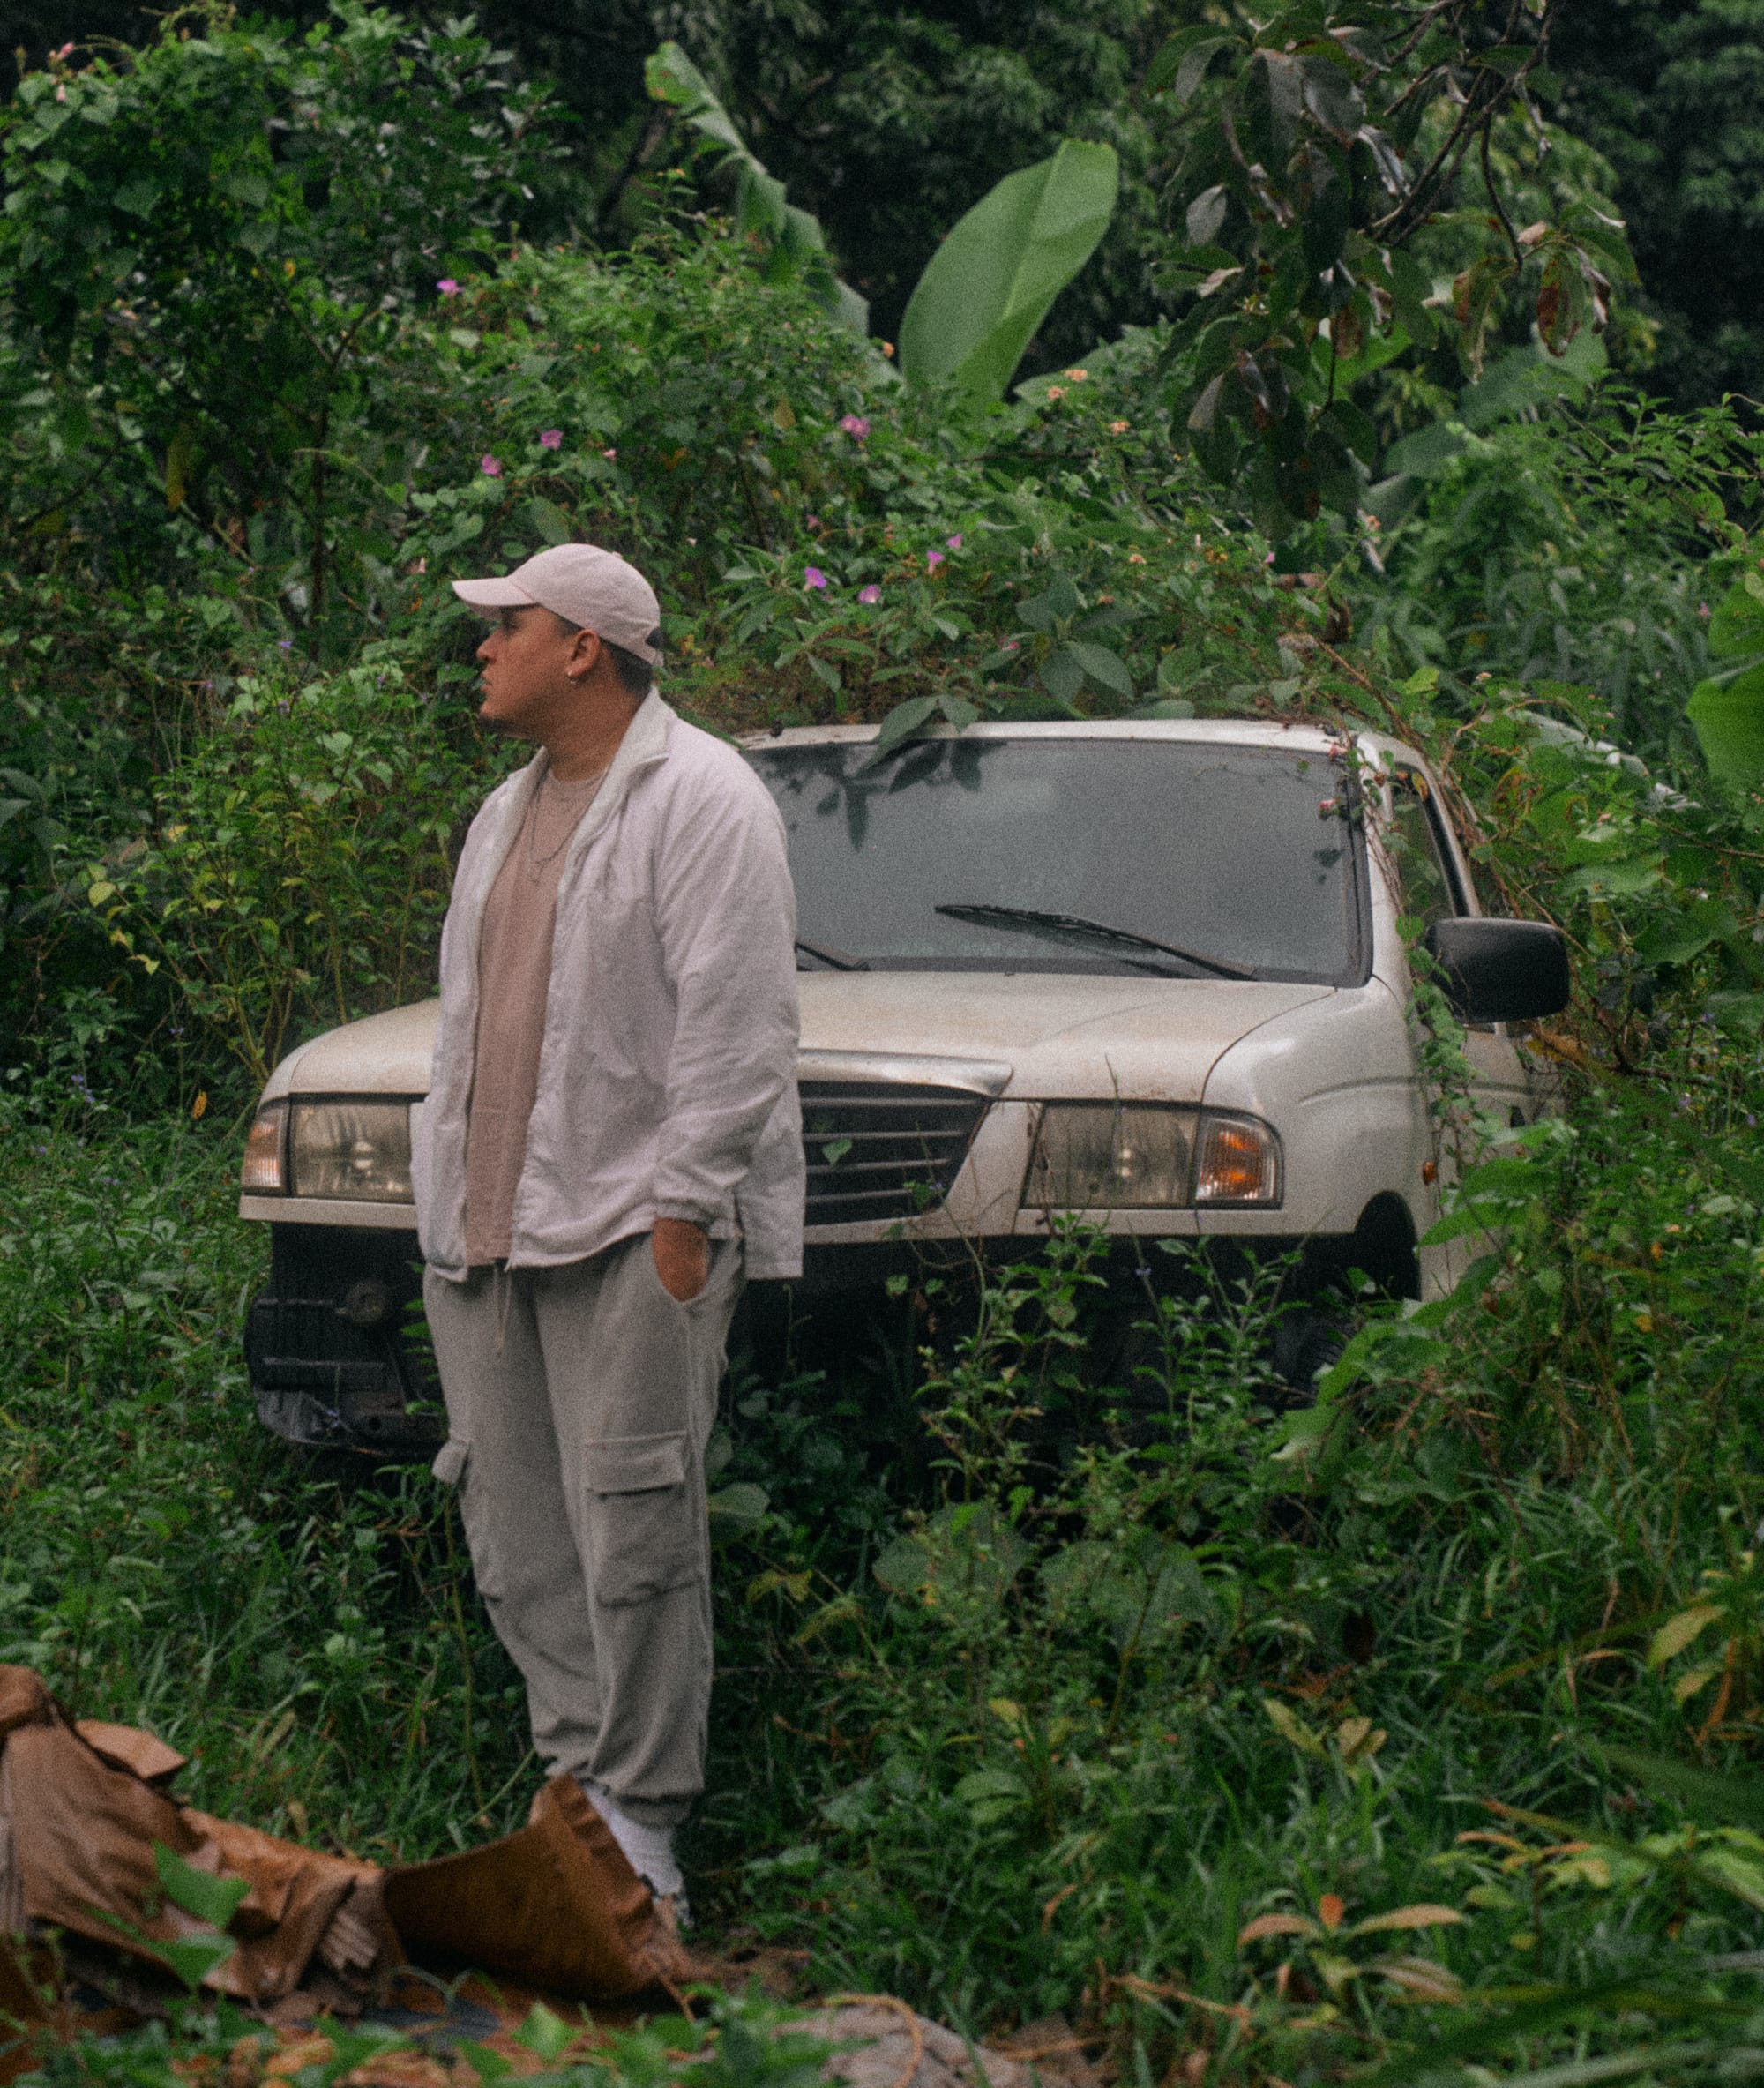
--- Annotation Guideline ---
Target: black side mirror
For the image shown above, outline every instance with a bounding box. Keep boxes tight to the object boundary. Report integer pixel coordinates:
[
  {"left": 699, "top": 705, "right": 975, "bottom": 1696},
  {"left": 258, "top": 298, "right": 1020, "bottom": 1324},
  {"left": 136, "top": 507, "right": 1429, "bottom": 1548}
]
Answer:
[{"left": 1422, "top": 917, "right": 1571, "bottom": 1025}]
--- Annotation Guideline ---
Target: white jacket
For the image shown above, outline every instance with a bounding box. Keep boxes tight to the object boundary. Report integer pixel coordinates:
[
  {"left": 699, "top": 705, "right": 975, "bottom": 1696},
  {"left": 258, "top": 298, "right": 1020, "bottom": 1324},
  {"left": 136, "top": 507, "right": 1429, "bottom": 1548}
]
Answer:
[{"left": 414, "top": 691, "right": 804, "bottom": 1282}]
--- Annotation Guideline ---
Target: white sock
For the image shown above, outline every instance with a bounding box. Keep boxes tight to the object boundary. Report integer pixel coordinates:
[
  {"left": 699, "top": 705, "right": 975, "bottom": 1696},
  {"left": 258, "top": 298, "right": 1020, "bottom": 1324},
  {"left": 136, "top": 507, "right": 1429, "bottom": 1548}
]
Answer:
[{"left": 581, "top": 1783, "right": 683, "bottom": 1900}]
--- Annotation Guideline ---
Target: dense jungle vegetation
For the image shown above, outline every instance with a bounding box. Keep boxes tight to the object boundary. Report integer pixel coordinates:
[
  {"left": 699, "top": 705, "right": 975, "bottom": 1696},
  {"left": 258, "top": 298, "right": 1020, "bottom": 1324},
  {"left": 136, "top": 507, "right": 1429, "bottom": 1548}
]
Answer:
[{"left": 10, "top": 3, "right": 1764, "bottom": 2083}]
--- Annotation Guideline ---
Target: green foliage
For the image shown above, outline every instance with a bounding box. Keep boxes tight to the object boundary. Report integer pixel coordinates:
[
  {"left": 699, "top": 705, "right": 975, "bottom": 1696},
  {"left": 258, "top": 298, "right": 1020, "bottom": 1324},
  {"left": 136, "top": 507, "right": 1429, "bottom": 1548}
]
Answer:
[
  {"left": 646, "top": 44, "right": 1122, "bottom": 400},
  {"left": 643, "top": 41, "right": 866, "bottom": 333},
  {"left": 91, "top": 650, "right": 490, "bottom": 1083},
  {"left": 571, "top": 0, "right": 1167, "bottom": 363},
  {"left": 0, "top": 4, "right": 558, "bottom": 633},
  {"left": 1689, "top": 567, "right": 1764, "bottom": 789},
  {"left": 19, "top": 1987, "right": 829, "bottom": 2088},
  {"left": 1349, "top": 373, "right": 1759, "bottom": 767},
  {"left": 1553, "top": 0, "right": 1764, "bottom": 408},
  {"left": 1150, "top": 1, "right": 1636, "bottom": 534},
  {"left": 0, "top": 1098, "right": 527, "bottom": 1858},
  {"left": 899, "top": 141, "right": 1120, "bottom": 403}
]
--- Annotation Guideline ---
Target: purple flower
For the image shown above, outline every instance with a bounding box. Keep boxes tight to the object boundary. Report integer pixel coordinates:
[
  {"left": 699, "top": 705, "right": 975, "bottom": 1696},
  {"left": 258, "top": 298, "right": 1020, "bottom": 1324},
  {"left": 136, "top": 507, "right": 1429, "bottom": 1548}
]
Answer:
[
  {"left": 946, "top": 534, "right": 963, "bottom": 550},
  {"left": 804, "top": 565, "right": 828, "bottom": 590},
  {"left": 858, "top": 584, "right": 882, "bottom": 605},
  {"left": 481, "top": 454, "right": 502, "bottom": 477},
  {"left": 840, "top": 415, "right": 871, "bottom": 440},
  {"left": 927, "top": 549, "right": 945, "bottom": 571},
  {"left": 278, "top": 639, "right": 292, "bottom": 652},
  {"left": 539, "top": 429, "right": 563, "bottom": 450},
  {"left": 437, "top": 278, "right": 460, "bottom": 296}
]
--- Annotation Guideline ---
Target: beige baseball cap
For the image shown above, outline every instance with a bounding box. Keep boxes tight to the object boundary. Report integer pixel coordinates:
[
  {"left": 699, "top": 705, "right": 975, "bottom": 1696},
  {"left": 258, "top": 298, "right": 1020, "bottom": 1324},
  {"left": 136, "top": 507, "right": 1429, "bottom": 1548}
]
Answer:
[{"left": 452, "top": 543, "right": 663, "bottom": 668}]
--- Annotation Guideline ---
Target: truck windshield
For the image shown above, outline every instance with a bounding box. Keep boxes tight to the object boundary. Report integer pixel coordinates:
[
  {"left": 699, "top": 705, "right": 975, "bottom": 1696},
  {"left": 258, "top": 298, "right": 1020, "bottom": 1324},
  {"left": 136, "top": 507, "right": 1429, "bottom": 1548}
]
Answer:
[{"left": 745, "top": 737, "right": 1365, "bottom": 984}]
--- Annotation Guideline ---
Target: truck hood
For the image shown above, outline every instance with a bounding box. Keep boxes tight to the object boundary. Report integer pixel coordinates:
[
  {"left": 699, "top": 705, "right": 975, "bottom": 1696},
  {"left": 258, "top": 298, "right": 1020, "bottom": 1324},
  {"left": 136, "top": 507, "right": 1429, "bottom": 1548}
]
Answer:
[
  {"left": 797, "top": 973, "right": 1333, "bottom": 1101},
  {"left": 265, "top": 999, "right": 444, "bottom": 1099},
  {"left": 263, "top": 976, "right": 1334, "bottom": 1106}
]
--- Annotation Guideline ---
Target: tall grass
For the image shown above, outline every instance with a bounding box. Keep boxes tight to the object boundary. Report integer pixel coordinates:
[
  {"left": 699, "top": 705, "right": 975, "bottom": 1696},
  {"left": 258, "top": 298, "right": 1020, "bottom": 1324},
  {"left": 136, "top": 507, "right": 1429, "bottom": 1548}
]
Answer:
[
  {"left": 6, "top": 1064, "right": 1764, "bottom": 2077},
  {"left": 0, "top": 1089, "right": 529, "bottom": 1860}
]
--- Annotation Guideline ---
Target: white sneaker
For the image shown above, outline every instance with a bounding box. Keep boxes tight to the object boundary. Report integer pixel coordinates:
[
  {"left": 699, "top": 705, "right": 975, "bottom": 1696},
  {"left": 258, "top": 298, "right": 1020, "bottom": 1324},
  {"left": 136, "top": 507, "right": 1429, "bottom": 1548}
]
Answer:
[{"left": 581, "top": 1782, "right": 684, "bottom": 1901}]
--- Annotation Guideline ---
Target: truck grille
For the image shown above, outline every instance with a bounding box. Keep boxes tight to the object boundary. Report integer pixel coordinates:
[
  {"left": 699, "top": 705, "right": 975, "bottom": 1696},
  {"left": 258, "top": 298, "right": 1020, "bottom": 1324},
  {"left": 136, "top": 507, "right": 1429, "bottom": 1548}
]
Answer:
[{"left": 800, "top": 1081, "right": 988, "bottom": 1226}]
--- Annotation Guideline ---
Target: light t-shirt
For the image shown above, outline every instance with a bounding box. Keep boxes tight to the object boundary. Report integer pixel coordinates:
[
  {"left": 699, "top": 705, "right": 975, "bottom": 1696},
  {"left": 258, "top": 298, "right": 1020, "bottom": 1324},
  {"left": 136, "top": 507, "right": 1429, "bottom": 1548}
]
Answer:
[{"left": 462, "top": 766, "right": 605, "bottom": 1267}]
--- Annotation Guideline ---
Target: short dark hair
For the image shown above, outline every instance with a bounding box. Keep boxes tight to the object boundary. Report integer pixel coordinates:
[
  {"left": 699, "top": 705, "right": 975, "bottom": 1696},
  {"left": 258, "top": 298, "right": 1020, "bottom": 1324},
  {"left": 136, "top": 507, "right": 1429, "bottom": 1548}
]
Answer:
[
  {"left": 547, "top": 609, "right": 657, "bottom": 695},
  {"left": 604, "top": 639, "right": 655, "bottom": 697}
]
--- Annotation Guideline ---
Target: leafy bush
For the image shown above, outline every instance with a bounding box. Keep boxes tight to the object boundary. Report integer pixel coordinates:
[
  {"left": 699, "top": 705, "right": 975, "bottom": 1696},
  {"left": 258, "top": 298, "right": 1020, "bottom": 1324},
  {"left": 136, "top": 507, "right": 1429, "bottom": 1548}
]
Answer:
[
  {"left": 1, "top": 2, "right": 559, "bottom": 631},
  {"left": 92, "top": 650, "right": 492, "bottom": 1082}
]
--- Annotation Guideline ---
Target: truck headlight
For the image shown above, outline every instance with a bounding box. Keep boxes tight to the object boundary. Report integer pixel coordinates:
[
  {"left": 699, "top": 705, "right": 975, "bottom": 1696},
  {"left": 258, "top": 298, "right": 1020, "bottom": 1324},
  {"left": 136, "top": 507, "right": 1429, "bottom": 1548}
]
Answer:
[
  {"left": 242, "top": 1100, "right": 288, "bottom": 1193},
  {"left": 289, "top": 1099, "right": 415, "bottom": 1202},
  {"left": 1028, "top": 1104, "right": 1198, "bottom": 1209},
  {"left": 1025, "top": 1104, "right": 1281, "bottom": 1209}
]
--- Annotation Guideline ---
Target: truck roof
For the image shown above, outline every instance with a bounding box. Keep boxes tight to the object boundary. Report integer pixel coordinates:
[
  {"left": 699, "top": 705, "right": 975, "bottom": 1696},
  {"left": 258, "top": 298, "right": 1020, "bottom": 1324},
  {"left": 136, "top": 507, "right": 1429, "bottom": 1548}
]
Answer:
[{"left": 736, "top": 717, "right": 1420, "bottom": 762}]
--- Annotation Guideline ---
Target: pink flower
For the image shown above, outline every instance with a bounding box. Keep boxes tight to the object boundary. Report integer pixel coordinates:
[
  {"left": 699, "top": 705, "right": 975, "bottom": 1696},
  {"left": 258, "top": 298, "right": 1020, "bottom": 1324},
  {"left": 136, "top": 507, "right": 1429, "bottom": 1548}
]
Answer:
[
  {"left": 55, "top": 40, "right": 74, "bottom": 56},
  {"left": 1110, "top": 420, "right": 1131, "bottom": 435},
  {"left": 804, "top": 565, "right": 828, "bottom": 590},
  {"left": 481, "top": 454, "right": 502, "bottom": 477},
  {"left": 1002, "top": 640, "right": 1020, "bottom": 652},
  {"left": 602, "top": 447, "right": 617, "bottom": 462},
  {"left": 437, "top": 278, "right": 460, "bottom": 296},
  {"left": 927, "top": 550, "right": 945, "bottom": 571},
  {"left": 946, "top": 534, "right": 962, "bottom": 550},
  {"left": 858, "top": 585, "right": 882, "bottom": 605},
  {"left": 1045, "top": 385, "right": 1066, "bottom": 401},
  {"left": 539, "top": 429, "right": 563, "bottom": 450},
  {"left": 840, "top": 415, "right": 871, "bottom": 439}
]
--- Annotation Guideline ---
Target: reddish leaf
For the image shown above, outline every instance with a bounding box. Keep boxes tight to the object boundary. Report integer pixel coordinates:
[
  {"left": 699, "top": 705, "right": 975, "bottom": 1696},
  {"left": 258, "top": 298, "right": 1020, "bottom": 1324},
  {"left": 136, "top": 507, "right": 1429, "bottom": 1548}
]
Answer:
[
  {"left": 1350, "top": 1903, "right": 1467, "bottom": 1936},
  {"left": 1237, "top": 1912, "right": 1319, "bottom": 1946}
]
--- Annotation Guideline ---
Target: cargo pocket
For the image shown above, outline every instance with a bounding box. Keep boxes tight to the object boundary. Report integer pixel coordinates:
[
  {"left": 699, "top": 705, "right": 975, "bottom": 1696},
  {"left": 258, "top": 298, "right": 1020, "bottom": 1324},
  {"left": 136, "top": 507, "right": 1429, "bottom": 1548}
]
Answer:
[
  {"left": 433, "top": 1439, "right": 503, "bottom": 1603},
  {"left": 584, "top": 1433, "right": 700, "bottom": 1608}
]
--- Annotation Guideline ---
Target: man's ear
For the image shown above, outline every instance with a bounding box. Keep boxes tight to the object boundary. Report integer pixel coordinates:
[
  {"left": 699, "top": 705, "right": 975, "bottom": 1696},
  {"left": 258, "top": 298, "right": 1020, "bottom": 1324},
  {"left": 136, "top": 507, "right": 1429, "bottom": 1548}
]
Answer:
[{"left": 566, "top": 626, "right": 603, "bottom": 680}]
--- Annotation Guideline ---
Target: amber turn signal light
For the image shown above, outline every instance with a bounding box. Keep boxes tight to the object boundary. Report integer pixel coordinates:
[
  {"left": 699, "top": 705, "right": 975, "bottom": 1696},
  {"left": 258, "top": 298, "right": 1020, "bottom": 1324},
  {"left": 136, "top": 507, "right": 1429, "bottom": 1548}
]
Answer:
[{"left": 1193, "top": 1113, "right": 1281, "bottom": 1205}]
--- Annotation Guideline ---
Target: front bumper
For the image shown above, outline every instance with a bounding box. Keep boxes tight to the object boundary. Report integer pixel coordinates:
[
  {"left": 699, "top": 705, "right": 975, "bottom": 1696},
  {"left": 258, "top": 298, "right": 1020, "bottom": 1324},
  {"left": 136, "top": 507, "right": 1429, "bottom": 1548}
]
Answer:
[
  {"left": 244, "top": 1224, "right": 441, "bottom": 1453},
  {"left": 243, "top": 1220, "right": 1395, "bottom": 1454}
]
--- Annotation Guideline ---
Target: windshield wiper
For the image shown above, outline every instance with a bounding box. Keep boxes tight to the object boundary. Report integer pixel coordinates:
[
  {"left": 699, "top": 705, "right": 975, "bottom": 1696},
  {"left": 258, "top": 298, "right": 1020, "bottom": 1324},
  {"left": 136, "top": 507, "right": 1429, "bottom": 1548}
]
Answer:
[
  {"left": 933, "top": 903, "right": 1256, "bottom": 980},
  {"left": 796, "top": 936, "right": 871, "bottom": 972}
]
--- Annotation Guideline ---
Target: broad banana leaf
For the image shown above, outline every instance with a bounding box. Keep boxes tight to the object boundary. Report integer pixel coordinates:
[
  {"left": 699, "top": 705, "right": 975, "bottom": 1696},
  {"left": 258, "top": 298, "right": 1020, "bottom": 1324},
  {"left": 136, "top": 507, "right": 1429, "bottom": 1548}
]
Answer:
[
  {"left": 1688, "top": 660, "right": 1764, "bottom": 787},
  {"left": 900, "top": 140, "right": 1119, "bottom": 401},
  {"left": 1688, "top": 571, "right": 1764, "bottom": 786},
  {"left": 645, "top": 42, "right": 868, "bottom": 335}
]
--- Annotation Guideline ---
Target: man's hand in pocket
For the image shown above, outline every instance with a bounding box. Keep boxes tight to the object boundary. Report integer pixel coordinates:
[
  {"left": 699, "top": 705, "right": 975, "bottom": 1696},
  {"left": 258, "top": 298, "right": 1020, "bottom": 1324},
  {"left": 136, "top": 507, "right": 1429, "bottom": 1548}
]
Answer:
[{"left": 651, "top": 1217, "right": 709, "bottom": 1302}]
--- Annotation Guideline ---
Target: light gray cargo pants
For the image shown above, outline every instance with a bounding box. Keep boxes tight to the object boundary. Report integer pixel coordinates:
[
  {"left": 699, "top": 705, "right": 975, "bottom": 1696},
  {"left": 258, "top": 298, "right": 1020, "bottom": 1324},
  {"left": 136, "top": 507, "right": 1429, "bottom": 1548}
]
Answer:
[{"left": 423, "top": 1232, "right": 744, "bottom": 1830}]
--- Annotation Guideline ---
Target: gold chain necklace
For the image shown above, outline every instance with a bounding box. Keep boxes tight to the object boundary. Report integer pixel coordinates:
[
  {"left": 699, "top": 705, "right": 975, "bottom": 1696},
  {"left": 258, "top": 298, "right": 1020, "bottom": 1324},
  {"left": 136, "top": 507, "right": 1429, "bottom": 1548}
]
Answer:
[{"left": 526, "top": 767, "right": 607, "bottom": 874}]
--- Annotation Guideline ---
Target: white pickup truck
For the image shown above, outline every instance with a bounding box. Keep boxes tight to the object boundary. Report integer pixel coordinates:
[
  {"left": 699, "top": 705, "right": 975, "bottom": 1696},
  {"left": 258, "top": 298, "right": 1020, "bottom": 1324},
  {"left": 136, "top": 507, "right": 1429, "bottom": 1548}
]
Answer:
[{"left": 236, "top": 718, "right": 1567, "bottom": 1451}]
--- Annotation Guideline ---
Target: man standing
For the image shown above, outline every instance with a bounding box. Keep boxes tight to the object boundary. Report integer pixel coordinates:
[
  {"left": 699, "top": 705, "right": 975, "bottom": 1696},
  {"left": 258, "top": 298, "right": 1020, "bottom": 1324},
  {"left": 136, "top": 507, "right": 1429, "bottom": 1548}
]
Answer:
[{"left": 412, "top": 543, "right": 803, "bottom": 1920}]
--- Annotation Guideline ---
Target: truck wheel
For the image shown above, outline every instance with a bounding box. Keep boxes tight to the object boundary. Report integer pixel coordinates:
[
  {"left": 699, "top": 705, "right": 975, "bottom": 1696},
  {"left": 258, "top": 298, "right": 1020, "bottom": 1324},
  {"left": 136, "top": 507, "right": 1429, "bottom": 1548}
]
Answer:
[{"left": 1270, "top": 1308, "right": 1349, "bottom": 1402}]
